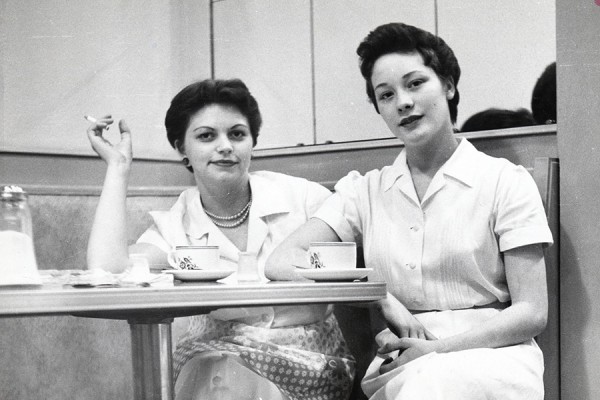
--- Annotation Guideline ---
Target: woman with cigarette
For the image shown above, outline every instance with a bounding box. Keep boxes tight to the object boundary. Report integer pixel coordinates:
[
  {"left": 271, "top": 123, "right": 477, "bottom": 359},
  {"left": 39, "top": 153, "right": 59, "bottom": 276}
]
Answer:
[
  {"left": 265, "top": 23, "right": 552, "bottom": 399},
  {"left": 85, "top": 79, "right": 354, "bottom": 400}
]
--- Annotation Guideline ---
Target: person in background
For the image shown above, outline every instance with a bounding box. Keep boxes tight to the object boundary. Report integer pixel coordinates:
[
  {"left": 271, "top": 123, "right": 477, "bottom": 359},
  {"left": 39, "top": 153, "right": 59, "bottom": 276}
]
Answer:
[
  {"left": 531, "top": 62, "right": 557, "bottom": 125},
  {"left": 85, "top": 79, "right": 354, "bottom": 400},
  {"left": 265, "top": 22, "right": 552, "bottom": 400},
  {"left": 460, "top": 107, "right": 535, "bottom": 132}
]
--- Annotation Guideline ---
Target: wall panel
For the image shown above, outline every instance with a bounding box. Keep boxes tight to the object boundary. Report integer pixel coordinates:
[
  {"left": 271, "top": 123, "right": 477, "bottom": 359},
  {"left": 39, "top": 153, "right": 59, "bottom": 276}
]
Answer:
[
  {"left": 438, "top": 0, "right": 556, "bottom": 128},
  {"left": 0, "top": 0, "right": 211, "bottom": 160},
  {"left": 313, "top": 0, "right": 436, "bottom": 144},
  {"left": 213, "top": 0, "right": 313, "bottom": 149}
]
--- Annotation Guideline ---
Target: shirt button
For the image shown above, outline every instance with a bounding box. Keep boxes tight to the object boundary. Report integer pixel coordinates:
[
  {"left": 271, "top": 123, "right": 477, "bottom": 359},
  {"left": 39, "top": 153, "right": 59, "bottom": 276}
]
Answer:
[
  {"left": 411, "top": 226, "right": 420, "bottom": 232},
  {"left": 406, "top": 263, "right": 416, "bottom": 270}
]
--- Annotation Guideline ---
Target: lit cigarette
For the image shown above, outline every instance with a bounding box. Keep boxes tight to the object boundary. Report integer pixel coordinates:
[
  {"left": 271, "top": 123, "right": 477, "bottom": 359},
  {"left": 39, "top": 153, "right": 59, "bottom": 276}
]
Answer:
[
  {"left": 84, "top": 115, "right": 108, "bottom": 129},
  {"left": 84, "top": 115, "right": 98, "bottom": 123}
]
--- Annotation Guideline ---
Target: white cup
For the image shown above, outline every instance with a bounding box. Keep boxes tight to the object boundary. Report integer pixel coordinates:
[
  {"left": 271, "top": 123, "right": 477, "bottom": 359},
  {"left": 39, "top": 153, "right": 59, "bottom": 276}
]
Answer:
[
  {"left": 129, "top": 254, "right": 150, "bottom": 276},
  {"left": 308, "top": 242, "right": 357, "bottom": 270},
  {"left": 237, "top": 251, "right": 260, "bottom": 282},
  {"left": 168, "top": 246, "right": 219, "bottom": 270}
]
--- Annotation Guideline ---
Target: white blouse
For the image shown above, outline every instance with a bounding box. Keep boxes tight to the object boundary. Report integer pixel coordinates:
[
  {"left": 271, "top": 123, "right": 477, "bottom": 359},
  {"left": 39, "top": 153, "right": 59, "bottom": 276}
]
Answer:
[
  {"left": 314, "top": 139, "right": 553, "bottom": 311},
  {"left": 137, "top": 170, "right": 332, "bottom": 326}
]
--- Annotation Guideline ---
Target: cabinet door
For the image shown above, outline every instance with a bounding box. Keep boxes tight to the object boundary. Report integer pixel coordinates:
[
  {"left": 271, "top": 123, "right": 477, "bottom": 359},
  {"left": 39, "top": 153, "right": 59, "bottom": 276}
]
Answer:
[
  {"left": 313, "top": 0, "right": 436, "bottom": 144},
  {"left": 437, "top": 0, "right": 556, "bottom": 128},
  {"left": 213, "top": 0, "right": 313, "bottom": 149}
]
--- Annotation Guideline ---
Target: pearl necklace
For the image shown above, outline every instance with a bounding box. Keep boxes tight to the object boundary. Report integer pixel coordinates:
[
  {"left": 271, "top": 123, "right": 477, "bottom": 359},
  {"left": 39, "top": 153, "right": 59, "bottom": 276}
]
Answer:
[{"left": 204, "top": 193, "right": 252, "bottom": 229}]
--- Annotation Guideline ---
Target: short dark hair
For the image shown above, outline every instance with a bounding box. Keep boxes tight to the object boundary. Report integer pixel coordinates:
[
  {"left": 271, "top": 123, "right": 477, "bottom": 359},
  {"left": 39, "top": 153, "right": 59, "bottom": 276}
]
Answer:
[
  {"left": 460, "top": 108, "right": 535, "bottom": 133},
  {"left": 165, "top": 78, "right": 262, "bottom": 152},
  {"left": 531, "top": 62, "right": 556, "bottom": 124},
  {"left": 356, "top": 22, "right": 461, "bottom": 123}
]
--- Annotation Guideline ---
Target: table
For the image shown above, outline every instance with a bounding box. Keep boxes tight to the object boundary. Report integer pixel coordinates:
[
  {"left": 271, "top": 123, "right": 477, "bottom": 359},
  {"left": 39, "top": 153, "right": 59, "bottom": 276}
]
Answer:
[{"left": 0, "top": 280, "right": 386, "bottom": 400}]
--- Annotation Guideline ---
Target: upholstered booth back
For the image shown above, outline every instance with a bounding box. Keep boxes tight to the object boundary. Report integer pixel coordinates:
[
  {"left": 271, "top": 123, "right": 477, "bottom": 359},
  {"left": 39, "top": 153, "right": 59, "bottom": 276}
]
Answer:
[{"left": 0, "top": 159, "right": 559, "bottom": 400}]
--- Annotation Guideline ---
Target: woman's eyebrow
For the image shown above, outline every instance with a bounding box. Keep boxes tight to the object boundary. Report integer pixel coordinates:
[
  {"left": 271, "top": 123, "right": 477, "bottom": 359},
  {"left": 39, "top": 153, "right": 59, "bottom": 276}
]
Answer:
[
  {"left": 373, "top": 71, "right": 424, "bottom": 90},
  {"left": 192, "top": 126, "right": 214, "bottom": 132},
  {"left": 229, "top": 123, "right": 249, "bottom": 129}
]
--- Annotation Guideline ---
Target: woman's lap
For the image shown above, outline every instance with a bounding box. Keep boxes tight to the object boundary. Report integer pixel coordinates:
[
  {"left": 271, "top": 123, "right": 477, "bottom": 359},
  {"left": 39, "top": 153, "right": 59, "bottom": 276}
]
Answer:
[
  {"left": 174, "top": 314, "right": 355, "bottom": 400},
  {"left": 363, "top": 342, "right": 543, "bottom": 400},
  {"left": 361, "top": 308, "right": 544, "bottom": 400},
  {"left": 175, "top": 352, "right": 289, "bottom": 400}
]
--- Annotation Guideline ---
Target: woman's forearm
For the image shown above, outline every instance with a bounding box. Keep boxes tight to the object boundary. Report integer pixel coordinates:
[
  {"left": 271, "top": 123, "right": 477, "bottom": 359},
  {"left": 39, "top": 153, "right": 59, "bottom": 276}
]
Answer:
[
  {"left": 435, "top": 301, "right": 547, "bottom": 353},
  {"left": 86, "top": 164, "right": 131, "bottom": 272},
  {"left": 265, "top": 218, "right": 340, "bottom": 281},
  {"left": 379, "top": 293, "right": 436, "bottom": 339},
  {"left": 430, "top": 244, "right": 548, "bottom": 353}
]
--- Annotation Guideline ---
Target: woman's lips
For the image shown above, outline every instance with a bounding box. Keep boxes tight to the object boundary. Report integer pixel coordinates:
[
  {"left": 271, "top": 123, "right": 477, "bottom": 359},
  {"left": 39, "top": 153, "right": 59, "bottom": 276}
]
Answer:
[
  {"left": 211, "top": 160, "right": 237, "bottom": 167},
  {"left": 400, "top": 115, "right": 423, "bottom": 127}
]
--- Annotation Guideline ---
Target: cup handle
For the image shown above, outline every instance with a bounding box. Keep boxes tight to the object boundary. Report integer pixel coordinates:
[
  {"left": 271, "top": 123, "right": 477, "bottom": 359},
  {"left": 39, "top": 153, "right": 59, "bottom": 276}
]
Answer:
[{"left": 167, "top": 249, "right": 179, "bottom": 269}]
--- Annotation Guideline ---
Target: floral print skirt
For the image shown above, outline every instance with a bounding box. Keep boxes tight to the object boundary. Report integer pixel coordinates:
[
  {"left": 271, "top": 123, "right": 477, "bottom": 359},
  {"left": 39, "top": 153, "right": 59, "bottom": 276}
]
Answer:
[{"left": 173, "top": 312, "right": 355, "bottom": 400}]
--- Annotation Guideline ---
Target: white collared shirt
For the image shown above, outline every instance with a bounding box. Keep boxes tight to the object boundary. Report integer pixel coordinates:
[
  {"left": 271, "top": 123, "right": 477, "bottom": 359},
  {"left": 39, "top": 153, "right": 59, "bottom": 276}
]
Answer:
[
  {"left": 314, "top": 139, "right": 553, "bottom": 311},
  {"left": 138, "top": 170, "right": 330, "bottom": 276},
  {"left": 137, "top": 170, "right": 332, "bottom": 326}
]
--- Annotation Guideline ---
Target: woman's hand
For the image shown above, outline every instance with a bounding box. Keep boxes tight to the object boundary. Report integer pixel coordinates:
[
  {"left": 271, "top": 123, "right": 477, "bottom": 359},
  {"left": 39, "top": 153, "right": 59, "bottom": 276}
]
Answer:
[
  {"left": 378, "top": 293, "right": 436, "bottom": 340},
  {"left": 377, "top": 333, "right": 443, "bottom": 374},
  {"left": 86, "top": 115, "right": 132, "bottom": 167}
]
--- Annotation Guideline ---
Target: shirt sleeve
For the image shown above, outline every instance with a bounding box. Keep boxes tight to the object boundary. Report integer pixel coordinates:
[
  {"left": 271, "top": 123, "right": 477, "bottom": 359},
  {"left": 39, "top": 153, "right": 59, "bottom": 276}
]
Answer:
[
  {"left": 135, "top": 191, "right": 190, "bottom": 253},
  {"left": 136, "top": 223, "right": 172, "bottom": 253},
  {"left": 303, "top": 179, "right": 334, "bottom": 218},
  {"left": 495, "top": 164, "right": 554, "bottom": 251},
  {"left": 313, "top": 170, "right": 366, "bottom": 243}
]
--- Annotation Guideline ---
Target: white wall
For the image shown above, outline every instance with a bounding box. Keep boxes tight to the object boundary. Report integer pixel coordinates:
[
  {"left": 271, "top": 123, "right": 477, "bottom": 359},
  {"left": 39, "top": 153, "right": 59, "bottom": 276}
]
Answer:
[
  {"left": 0, "top": 0, "right": 211, "bottom": 160},
  {"left": 438, "top": 0, "right": 556, "bottom": 127},
  {"left": 213, "top": 0, "right": 556, "bottom": 147},
  {"left": 557, "top": 1, "right": 600, "bottom": 399},
  {"left": 1, "top": 1, "right": 556, "bottom": 154}
]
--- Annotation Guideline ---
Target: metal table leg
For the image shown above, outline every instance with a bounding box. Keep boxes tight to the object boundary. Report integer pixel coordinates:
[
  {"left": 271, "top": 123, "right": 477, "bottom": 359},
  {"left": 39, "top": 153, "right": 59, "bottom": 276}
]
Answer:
[{"left": 129, "top": 318, "right": 174, "bottom": 400}]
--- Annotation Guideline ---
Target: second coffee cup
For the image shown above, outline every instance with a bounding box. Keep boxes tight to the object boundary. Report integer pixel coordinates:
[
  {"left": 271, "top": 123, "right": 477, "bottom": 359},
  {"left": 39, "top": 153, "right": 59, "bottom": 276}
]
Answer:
[{"left": 308, "top": 242, "right": 356, "bottom": 270}]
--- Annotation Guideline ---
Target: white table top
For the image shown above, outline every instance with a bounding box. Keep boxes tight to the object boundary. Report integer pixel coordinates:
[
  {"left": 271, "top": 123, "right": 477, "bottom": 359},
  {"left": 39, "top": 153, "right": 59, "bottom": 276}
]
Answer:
[{"left": 0, "top": 280, "right": 386, "bottom": 320}]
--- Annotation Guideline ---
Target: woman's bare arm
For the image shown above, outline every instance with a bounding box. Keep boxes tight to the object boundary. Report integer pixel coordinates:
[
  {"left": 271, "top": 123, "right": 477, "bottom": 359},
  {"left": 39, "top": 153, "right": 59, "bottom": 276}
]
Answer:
[
  {"left": 264, "top": 218, "right": 340, "bottom": 281},
  {"left": 86, "top": 118, "right": 134, "bottom": 273}
]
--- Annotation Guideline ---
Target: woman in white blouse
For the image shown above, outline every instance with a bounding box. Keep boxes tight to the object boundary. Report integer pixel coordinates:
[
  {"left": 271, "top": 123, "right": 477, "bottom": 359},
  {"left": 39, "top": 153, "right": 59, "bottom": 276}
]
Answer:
[
  {"left": 265, "top": 23, "right": 552, "bottom": 400},
  {"left": 85, "top": 79, "right": 354, "bottom": 400}
]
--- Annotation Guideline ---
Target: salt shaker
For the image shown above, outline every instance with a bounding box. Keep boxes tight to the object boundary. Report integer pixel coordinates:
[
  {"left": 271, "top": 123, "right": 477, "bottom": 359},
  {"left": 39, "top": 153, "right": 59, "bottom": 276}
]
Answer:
[{"left": 0, "top": 185, "right": 40, "bottom": 284}]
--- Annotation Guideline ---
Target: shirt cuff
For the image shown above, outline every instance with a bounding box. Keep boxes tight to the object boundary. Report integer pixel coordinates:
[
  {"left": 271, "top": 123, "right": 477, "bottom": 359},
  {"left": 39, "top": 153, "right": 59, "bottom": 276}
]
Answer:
[{"left": 499, "top": 225, "right": 554, "bottom": 252}]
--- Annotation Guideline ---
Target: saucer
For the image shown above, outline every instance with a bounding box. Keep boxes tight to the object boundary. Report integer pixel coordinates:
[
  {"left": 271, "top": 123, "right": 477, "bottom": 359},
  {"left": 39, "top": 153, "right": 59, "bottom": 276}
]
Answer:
[
  {"left": 297, "top": 268, "right": 372, "bottom": 282},
  {"left": 162, "top": 269, "right": 236, "bottom": 282}
]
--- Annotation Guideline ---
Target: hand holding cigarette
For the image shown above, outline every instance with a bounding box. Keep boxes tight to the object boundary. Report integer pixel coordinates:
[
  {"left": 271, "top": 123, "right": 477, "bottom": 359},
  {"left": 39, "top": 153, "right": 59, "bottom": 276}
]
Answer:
[
  {"left": 84, "top": 114, "right": 112, "bottom": 130},
  {"left": 84, "top": 114, "right": 132, "bottom": 167}
]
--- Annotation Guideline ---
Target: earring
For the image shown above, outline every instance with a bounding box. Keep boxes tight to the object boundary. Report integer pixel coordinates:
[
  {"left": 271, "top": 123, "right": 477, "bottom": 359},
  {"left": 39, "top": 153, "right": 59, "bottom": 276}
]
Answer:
[{"left": 182, "top": 157, "right": 190, "bottom": 166}]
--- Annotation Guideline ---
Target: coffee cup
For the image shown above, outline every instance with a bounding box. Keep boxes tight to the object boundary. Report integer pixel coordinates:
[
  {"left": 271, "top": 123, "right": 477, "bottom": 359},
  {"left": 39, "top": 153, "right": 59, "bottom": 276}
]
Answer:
[
  {"left": 308, "top": 242, "right": 356, "bottom": 270},
  {"left": 168, "top": 246, "right": 219, "bottom": 270}
]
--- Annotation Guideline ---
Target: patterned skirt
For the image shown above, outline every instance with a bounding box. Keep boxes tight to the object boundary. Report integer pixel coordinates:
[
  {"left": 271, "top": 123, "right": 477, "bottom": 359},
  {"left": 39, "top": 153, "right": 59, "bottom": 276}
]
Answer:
[{"left": 173, "top": 312, "right": 355, "bottom": 400}]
